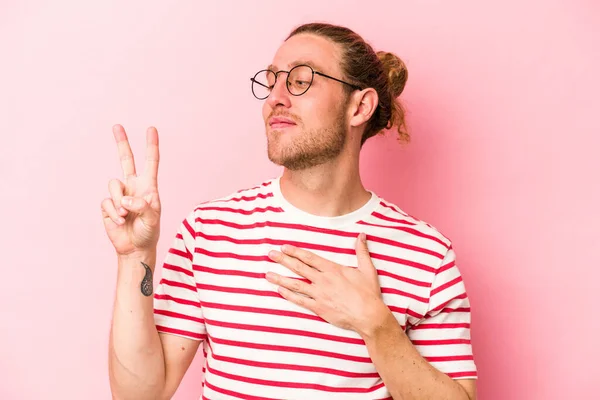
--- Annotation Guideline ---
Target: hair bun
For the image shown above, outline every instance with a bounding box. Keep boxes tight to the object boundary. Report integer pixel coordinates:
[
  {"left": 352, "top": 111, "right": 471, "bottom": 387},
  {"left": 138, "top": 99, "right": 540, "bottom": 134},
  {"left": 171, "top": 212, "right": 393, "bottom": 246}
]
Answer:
[{"left": 377, "top": 51, "right": 408, "bottom": 98}]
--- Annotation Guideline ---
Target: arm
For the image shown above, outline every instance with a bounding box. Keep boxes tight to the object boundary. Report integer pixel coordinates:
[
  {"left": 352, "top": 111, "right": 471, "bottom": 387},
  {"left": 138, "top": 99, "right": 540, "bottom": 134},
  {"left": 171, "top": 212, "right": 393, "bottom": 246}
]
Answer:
[
  {"left": 359, "top": 241, "right": 476, "bottom": 400},
  {"left": 356, "top": 243, "right": 477, "bottom": 400},
  {"left": 265, "top": 234, "right": 477, "bottom": 400},
  {"left": 103, "top": 125, "right": 203, "bottom": 400},
  {"left": 358, "top": 305, "right": 476, "bottom": 400},
  {"left": 108, "top": 250, "right": 201, "bottom": 400}
]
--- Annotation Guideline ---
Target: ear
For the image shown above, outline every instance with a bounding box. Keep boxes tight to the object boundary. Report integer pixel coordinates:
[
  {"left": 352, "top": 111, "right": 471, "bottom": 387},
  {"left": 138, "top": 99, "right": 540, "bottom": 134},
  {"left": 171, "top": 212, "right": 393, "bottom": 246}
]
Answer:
[{"left": 349, "top": 88, "right": 378, "bottom": 129}]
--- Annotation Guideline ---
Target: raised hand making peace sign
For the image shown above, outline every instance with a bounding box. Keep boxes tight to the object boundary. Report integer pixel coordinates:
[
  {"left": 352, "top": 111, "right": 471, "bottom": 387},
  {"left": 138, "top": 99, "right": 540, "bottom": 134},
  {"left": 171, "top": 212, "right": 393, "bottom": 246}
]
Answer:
[{"left": 101, "top": 125, "right": 162, "bottom": 256}]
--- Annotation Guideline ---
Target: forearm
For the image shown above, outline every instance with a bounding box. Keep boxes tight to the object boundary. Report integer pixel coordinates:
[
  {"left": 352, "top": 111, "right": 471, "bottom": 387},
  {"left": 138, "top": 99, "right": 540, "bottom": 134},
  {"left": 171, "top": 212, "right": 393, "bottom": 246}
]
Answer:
[
  {"left": 360, "top": 308, "right": 470, "bottom": 400},
  {"left": 109, "top": 250, "right": 166, "bottom": 399}
]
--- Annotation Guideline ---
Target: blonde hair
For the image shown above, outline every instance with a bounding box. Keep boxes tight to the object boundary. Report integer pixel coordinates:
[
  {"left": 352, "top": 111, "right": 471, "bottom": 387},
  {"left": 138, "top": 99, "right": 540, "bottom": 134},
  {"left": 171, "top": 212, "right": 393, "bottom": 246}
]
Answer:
[{"left": 287, "top": 23, "right": 410, "bottom": 145}]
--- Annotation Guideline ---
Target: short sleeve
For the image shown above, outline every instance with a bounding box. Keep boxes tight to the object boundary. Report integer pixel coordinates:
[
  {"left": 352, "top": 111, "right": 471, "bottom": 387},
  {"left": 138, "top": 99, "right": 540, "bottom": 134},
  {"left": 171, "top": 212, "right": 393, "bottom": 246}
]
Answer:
[
  {"left": 153, "top": 210, "right": 206, "bottom": 341},
  {"left": 407, "top": 246, "right": 477, "bottom": 379}
]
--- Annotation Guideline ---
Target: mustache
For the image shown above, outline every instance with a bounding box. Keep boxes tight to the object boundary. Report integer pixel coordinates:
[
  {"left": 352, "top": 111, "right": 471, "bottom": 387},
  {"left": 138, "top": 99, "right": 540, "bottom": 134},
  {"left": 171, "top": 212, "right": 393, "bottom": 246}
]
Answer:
[{"left": 266, "top": 110, "right": 301, "bottom": 125}]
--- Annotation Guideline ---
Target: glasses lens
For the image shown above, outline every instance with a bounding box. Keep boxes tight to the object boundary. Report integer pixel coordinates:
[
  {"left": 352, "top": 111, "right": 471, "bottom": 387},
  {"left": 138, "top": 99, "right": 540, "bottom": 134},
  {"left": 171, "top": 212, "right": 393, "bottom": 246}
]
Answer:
[
  {"left": 287, "top": 66, "right": 314, "bottom": 95},
  {"left": 252, "top": 70, "right": 276, "bottom": 99}
]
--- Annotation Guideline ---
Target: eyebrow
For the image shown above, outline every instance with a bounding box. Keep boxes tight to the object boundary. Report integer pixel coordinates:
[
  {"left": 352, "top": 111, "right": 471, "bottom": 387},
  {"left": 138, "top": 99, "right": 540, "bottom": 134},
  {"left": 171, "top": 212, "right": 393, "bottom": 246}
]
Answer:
[{"left": 267, "top": 60, "right": 323, "bottom": 72}]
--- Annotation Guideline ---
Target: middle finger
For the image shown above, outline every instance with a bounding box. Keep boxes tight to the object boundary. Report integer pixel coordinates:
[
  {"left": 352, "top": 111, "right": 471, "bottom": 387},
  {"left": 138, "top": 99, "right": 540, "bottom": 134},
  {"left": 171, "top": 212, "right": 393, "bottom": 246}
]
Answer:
[
  {"left": 266, "top": 273, "right": 315, "bottom": 298},
  {"left": 268, "top": 250, "right": 320, "bottom": 282}
]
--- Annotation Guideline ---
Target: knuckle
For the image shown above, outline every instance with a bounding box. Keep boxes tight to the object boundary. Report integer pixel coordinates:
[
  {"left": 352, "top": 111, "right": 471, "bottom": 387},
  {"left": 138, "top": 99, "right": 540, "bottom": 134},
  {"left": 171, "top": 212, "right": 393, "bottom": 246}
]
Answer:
[
  {"left": 280, "top": 289, "right": 290, "bottom": 300},
  {"left": 134, "top": 197, "right": 149, "bottom": 210},
  {"left": 303, "top": 252, "right": 314, "bottom": 263},
  {"left": 290, "top": 279, "right": 301, "bottom": 291},
  {"left": 129, "top": 197, "right": 140, "bottom": 207},
  {"left": 101, "top": 198, "right": 113, "bottom": 209},
  {"left": 288, "top": 259, "right": 299, "bottom": 272},
  {"left": 108, "top": 179, "right": 123, "bottom": 192},
  {"left": 110, "top": 194, "right": 122, "bottom": 206}
]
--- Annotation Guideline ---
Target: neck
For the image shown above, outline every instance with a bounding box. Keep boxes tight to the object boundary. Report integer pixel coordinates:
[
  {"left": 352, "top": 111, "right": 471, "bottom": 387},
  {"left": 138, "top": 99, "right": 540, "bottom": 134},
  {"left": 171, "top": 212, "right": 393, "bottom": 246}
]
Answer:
[{"left": 279, "top": 149, "right": 371, "bottom": 217}]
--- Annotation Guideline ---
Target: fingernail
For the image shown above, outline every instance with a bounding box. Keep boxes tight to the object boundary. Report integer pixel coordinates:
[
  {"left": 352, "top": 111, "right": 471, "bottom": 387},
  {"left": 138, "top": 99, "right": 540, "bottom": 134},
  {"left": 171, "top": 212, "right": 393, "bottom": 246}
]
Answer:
[
  {"left": 122, "top": 197, "right": 132, "bottom": 206},
  {"left": 116, "top": 217, "right": 125, "bottom": 225},
  {"left": 359, "top": 232, "right": 367, "bottom": 242}
]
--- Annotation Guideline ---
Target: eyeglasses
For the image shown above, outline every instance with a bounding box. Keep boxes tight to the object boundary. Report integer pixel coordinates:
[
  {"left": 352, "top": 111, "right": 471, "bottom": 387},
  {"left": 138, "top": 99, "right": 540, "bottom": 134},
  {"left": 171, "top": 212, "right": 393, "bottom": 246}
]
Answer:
[{"left": 250, "top": 64, "right": 362, "bottom": 100}]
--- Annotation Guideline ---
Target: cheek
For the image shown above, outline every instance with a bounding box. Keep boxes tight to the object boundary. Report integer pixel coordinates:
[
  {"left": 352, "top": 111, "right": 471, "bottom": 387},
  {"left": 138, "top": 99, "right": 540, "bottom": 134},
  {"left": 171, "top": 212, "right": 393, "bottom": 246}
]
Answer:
[
  {"left": 294, "top": 99, "right": 322, "bottom": 127},
  {"left": 262, "top": 102, "right": 271, "bottom": 122},
  {"left": 308, "top": 103, "right": 335, "bottom": 128}
]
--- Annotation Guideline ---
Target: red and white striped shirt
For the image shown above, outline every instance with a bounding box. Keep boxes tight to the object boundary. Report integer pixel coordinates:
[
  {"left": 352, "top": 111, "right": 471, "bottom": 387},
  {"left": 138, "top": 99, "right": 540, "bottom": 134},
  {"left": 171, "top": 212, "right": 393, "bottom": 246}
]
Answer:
[{"left": 153, "top": 177, "right": 477, "bottom": 399}]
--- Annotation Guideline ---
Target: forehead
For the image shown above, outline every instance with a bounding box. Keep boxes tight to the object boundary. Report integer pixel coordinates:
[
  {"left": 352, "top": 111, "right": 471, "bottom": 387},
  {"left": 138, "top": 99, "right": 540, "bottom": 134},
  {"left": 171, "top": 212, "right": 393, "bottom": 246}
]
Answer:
[{"left": 269, "top": 33, "right": 342, "bottom": 74}]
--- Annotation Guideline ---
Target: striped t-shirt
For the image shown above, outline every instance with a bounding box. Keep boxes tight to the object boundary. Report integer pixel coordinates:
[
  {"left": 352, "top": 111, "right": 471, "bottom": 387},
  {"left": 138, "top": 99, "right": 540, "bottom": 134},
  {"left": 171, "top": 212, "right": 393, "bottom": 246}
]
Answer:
[{"left": 153, "top": 176, "right": 477, "bottom": 399}]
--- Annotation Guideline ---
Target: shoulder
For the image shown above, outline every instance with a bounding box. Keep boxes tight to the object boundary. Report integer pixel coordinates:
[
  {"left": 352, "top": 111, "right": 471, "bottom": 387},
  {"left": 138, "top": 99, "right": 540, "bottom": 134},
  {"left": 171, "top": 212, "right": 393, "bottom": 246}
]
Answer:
[
  {"left": 370, "top": 195, "right": 453, "bottom": 260},
  {"left": 185, "top": 177, "right": 280, "bottom": 219},
  {"left": 208, "top": 178, "right": 279, "bottom": 203}
]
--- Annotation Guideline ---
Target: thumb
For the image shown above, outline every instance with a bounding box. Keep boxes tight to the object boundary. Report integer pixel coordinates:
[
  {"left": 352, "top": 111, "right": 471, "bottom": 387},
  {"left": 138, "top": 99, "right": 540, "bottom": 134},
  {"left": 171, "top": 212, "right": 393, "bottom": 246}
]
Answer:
[
  {"left": 122, "top": 195, "right": 159, "bottom": 226},
  {"left": 121, "top": 196, "right": 150, "bottom": 215},
  {"left": 355, "top": 232, "right": 375, "bottom": 274},
  {"left": 143, "top": 191, "right": 160, "bottom": 211}
]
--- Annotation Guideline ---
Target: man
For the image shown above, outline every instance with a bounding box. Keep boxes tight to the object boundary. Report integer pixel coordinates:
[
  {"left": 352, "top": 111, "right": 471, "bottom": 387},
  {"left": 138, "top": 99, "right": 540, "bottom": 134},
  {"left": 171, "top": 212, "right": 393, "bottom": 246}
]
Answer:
[{"left": 103, "top": 22, "right": 477, "bottom": 400}]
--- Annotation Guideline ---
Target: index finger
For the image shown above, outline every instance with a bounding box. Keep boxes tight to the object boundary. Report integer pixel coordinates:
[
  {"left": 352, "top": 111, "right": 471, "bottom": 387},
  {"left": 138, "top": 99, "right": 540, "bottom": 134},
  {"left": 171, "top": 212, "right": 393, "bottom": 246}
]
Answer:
[
  {"left": 112, "top": 124, "right": 137, "bottom": 179},
  {"left": 269, "top": 250, "right": 320, "bottom": 282},
  {"left": 280, "top": 244, "right": 330, "bottom": 272},
  {"left": 145, "top": 126, "right": 160, "bottom": 181}
]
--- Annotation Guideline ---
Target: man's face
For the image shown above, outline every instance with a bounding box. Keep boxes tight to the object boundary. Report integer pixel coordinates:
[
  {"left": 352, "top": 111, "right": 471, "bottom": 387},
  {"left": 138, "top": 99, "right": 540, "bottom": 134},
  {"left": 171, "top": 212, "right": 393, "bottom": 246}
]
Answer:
[{"left": 262, "top": 34, "right": 350, "bottom": 170}]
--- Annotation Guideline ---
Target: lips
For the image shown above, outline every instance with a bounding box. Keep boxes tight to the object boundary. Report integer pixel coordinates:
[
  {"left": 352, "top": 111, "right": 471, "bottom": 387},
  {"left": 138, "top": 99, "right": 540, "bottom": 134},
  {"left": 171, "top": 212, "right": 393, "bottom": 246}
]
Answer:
[{"left": 269, "top": 117, "right": 296, "bottom": 129}]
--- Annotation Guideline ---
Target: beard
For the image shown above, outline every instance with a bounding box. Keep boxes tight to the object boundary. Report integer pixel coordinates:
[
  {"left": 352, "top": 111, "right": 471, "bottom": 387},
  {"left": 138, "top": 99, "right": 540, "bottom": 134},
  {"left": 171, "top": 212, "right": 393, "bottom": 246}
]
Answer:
[{"left": 266, "top": 108, "right": 348, "bottom": 171}]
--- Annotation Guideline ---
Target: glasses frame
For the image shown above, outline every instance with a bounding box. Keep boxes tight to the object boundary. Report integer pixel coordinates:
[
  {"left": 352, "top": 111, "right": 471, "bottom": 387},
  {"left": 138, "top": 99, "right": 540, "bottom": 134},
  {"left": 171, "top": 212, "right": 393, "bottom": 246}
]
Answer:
[{"left": 250, "top": 64, "right": 363, "bottom": 100}]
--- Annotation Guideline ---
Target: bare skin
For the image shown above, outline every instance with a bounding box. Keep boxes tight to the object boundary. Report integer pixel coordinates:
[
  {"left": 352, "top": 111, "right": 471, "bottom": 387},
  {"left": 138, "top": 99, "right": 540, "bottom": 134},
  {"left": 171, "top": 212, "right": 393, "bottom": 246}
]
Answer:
[{"left": 103, "top": 125, "right": 200, "bottom": 400}]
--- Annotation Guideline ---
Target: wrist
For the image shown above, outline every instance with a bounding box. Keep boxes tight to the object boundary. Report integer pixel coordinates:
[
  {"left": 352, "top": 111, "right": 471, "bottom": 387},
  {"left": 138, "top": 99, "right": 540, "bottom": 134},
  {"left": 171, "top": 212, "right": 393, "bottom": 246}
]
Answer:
[
  {"left": 356, "top": 300, "right": 395, "bottom": 339},
  {"left": 118, "top": 250, "right": 157, "bottom": 268}
]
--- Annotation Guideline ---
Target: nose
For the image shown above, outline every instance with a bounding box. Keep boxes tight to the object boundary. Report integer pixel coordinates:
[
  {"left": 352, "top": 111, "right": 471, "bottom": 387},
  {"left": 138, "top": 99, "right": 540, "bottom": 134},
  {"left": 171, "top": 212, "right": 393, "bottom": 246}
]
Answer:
[{"left": 266, "top": 72, "right": 292, "bottom": 109}]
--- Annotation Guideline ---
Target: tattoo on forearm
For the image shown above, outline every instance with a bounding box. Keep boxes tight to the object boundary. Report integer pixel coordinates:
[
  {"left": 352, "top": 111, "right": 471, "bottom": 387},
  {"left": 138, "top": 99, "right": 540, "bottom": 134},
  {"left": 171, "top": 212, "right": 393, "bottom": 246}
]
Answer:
[{"left": 140, "top": 262, "right": 153, "bottom": 296}]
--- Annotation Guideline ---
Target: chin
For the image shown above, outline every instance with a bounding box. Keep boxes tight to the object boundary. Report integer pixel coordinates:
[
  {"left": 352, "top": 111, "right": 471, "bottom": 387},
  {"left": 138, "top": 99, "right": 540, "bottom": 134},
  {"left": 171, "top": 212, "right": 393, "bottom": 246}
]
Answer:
[
  {"left": 265, "top": 124, "right": 345, "bottom": 170},
  {"left": 267, "top": 146, "right": 326, "bottom": 171},
  {"left": 266, "top": 143, "right": 286, "bottom": 167},
  {"left": 265, "top": 130, "right": 290, "bottom": 158}
]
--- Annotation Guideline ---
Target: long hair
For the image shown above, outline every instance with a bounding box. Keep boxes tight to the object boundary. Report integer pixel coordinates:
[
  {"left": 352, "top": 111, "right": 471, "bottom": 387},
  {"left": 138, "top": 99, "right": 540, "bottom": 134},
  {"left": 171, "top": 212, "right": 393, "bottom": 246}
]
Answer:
[{"left": 287, "top": 23, "right": 410, "bottom": 146}]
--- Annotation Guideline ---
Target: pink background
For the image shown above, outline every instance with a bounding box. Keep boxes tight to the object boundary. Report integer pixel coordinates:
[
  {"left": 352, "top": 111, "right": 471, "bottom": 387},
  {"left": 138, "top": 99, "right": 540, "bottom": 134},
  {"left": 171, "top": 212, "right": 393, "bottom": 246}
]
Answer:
[{"left": 1, "top": 1, "right": 598, "bottom": 399}]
